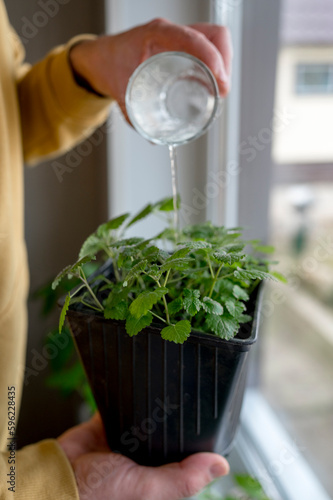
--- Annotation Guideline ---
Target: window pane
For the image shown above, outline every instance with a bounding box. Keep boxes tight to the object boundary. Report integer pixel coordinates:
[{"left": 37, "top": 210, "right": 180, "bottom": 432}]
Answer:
[
  {"left": 263, "top": 0, "right": 333, "bottom": 496},
  {"left": 296, "top": 64, "right": 333, "bottom": 94}
]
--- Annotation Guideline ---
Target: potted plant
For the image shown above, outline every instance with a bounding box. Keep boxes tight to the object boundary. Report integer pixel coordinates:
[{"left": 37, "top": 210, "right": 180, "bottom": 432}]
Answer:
[{"left": 53, "top": 198, "right": 280, "bottom": 466}]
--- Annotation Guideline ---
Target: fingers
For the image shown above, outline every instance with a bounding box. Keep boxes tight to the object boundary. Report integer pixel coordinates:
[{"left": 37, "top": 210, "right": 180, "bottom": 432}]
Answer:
[
  {"left": 130, "top": 452, "right": 229, "bottom": 500},
  {"left": 190, "top": 23, "right": 233, "bottom": 86},
  {"left": 144, "top": 19, "right": 231, "bottom": 97}
]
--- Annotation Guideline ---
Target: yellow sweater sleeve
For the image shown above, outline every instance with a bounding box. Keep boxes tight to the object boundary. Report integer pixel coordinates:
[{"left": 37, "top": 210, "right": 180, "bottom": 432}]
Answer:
[
  {"left": 0, "top": 18, "right": 113, "bottom": 499},
  {"left": 1, "top": 440, "right": 79, "bottom": 499},
  {"left": 14, "top": 31, "right": 113, "bottom": 165}
]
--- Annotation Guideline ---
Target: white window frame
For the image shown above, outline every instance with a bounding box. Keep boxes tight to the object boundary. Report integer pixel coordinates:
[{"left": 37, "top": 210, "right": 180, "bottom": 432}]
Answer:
[{"left": 105, "top": 1, "right": 331, "bottom": 498}]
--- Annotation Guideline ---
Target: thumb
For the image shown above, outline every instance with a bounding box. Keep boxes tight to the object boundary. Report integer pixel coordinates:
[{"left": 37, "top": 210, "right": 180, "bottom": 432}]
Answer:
[{"left": 132, "top": 452, "right": 229, "bottom": 500}]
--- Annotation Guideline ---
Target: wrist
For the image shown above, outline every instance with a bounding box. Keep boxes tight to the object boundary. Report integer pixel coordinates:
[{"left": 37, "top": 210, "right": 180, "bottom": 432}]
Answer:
[{"left": 68, "top": 40, "right": 108, "bottom": 98}]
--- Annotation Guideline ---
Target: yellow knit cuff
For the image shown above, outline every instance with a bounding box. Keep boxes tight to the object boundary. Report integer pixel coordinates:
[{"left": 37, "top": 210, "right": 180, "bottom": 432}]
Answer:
[
  {"left": 16, "top": 439, "right": 79, "bottom": 500},
  {"left": 49, "top": 34, "right": 113, "bottom": 125}
]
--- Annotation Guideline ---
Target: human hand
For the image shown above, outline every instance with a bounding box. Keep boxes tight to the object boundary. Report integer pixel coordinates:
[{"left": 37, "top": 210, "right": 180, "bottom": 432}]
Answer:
[
  {"left": 69, "top": 18, "right": 232, "bottom": 120},
  {"left": 57, "top": 412, "right": 229, "bottom": 500}
]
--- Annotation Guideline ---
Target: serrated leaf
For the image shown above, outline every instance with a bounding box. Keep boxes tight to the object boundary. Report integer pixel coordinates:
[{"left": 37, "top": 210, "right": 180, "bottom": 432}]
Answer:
[
  {"left": 238, "top": 314, "right": 252, "bottom": 324},
  {"left": 271, "top": 270, "right": 287, "bottom": 283},
  {"left": 160, "top": 257, "right": 194, "bottom": 272},
  {"left": 224, "top": 243, "right": 245, "bottom": 253},
  {"left": 234, "top": 267, "right": 277, "bottom": 282},
  {"left": 52, "top": 264, "right": 73, "bottom": 290},
  {"left": 155, "top": 195, "right": 180, "bottom": 212},
  {"left": 109, "top": 237, "right": 144, "bottom": 248},
  {"left": 168, "top": 298, "right": 183, "bottom": 316},
  {"left": 126, "top": 204, "right": 153, "bottom": 228},
  {"left": 161, "top": 320, "right": 191, "bottom": 344},
  {"left": 252, "top": 243, "right": 275, "bottom": 254},
  {"left": 125, "top": 312, "right": 153, "bottom": 336},
  {"left": 97, "top": 213, "right": 130, "bottom": 237},
  {"left": 52, "top": 256, "right": 95, "bottom": 290},
  {"left": 202, "top": 297, "right": 223, "bottom": 315},
  {"left": 183, "top": 289, "right": 202, "bottom": 316},
  {"left": 233, "top": 285, "right": 250, "bottom": 301},
  {"left": 166, "top": 248, "right": 190, "bottom": 261},
  {"left": 158, "top": 249, "right": 170, "bottom": 261},
  {"left": 146, "top": 264, "right": 162, "bottom": 281},
  {"left": 179, "top": 241, "right": 212, "bottom": 250},
  {"left": 123, "top": 259, "right": 148, "bottom": 286},
  {"left": 205, "top": 314, "right": 239, "bottom": 340},
  {"left": 59, "top": 293, "right": 70, "bottom": 333},
  {"left": 104, "top": 300, "right": 128, "bottom": 320},
  {"left": 212, "top": 251, "right": 244, "bottom": 265},
  {"left": 225, "top": 299, "right": 246, "bottom": 318},
  {"left": 79, "top": 234, "right": 104, "bottom": 259},
  {"left": 142, "top": 245, "right": 160, "bottom": 257},
  {"left": 129, "top": 288, "right": 168, "bottom": 318},
  {"left": 234, "top": 474, "right": 269, "bottom": 500}
]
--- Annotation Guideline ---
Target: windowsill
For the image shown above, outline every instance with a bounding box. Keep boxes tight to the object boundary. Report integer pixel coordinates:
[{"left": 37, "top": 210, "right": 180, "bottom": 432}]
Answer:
[{"left": 220, "top": 389, "right": 331, "bottom": 500}]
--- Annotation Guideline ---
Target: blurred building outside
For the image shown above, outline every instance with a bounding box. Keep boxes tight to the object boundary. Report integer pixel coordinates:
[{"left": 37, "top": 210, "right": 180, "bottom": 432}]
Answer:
[{"left": 262, "top": 0, "right": 333, "bottom": 496}]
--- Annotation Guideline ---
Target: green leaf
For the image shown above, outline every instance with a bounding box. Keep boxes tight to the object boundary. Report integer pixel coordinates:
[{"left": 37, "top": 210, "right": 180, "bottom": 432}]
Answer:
[
  {"left": 109, "top": 237, "right": 144, "bottom": 248},
  {"left": 79, "top": 234, "right": 104, "bottom": 259},
  {"left": 129, "top": 288, "right": 168, "bottom": 318},
  {"left": 146, "top": 264, "right": 162, "bottom": 282},
  {"left": 52, "top": 256, "right": 95, "bottom": 290},
  {"left": 97, "top": 213, "right": 130, "bottom": 236},
  {"left": 166, "top": 247, "right": 190, "bottom": 261},
  {"left": 123, "top": 259, "right": 148, "bottom": 286},
  {"left": 232, "top": 284, "right": 250, "bottom": 301},
  {"left": 238, "top": 313, "right": 252, "bottom": 324},
  {"left": 59, "top": 293, "right": 71, "bottom": 333},
  {"left": 155, "top": 195, "right": 180, "bottom": 212},
  {"left": 224, "top": 243, "right": 245, "bottom": 253},
  {"left": 52, "top": 264, "right": 73, "bottom": 290},
  {"left": 225, "top": 299, "right": 246, "bottom": 318},
  {"left": 161, "top": 320, "right": 191, "bottom": 344},
  {"left": 234, "top": 267, "right": 277, "bottom": 282},
  {"left": 180, "top": 241, "right": 212, "bottom": 250},
  {"left": 142, "top": 245, "right": 160, "bottom": 257},
  {"left": 212, "top": 251, "right": 244, "bottom": 265},
  {"left": 126, "top": 204, "right": 153, "bottom": 227},
  {"left": 104, "top": 300, "right": 128, "bottom": 320},
  {"left": 168, "top": 298, "right": 183, "bottom": 316},
  {"left": 205, "top": 314, "right": 239, "bottom": 340},
  {"left": 126, "top": 312, "right": 153, "bottom": 336},
  {"left": 234, "top": 474, "right": 270, "bottom": 500},
  {"left": 202, "top": 297, "right": 223, "bottom": 315},
  {"left": 160, "top": 258, "right": 194, "bottom": 273},
  {"left": 183, "top": 289, "right": 202, "bottom": 316},
  {"left": 252, "top": 243, "right": 275, "bottom": 254},
  {"left": 271, "top": 270, "right": 288, "bottom": 283}
]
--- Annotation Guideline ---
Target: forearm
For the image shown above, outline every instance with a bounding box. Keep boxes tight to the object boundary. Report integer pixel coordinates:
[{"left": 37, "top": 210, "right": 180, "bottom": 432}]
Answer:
[{"left": 17, "top": 36, "right": 113, "bottom": 166}]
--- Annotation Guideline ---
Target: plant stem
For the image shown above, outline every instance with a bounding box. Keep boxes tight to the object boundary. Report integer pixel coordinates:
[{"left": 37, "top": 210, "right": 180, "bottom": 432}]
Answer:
[
  {"left": 163, "top": 269, "right": 171, "bottom": 287},
  {"left": 150, "top": 311, "right": 168, "bottom": 324},
  {"left": 81, "top": 300, "right": 103, "bottom": 312},
  {"left": 70, "top": 284, "right": 86, "bottom": 297},
  {"left": 80, "top": 270, "right": 104, "bottom": 311},
  {"left": 103, "top": 245, "right": 121, "bottom": 282},
  {"left": 208, "top": 263, "right": 224, "bottom": 298},
  {"left": 156, "top": 280, "right": 170, "bottom": 324},
  {"left": 207, "top": 256, "right": 214, "bottom": 279}
]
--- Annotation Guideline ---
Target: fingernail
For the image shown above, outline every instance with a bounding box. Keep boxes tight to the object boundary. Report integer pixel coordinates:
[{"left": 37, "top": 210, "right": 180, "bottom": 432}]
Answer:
[{"left": 210, "top": 461, "right": 229, "bottom": 479}]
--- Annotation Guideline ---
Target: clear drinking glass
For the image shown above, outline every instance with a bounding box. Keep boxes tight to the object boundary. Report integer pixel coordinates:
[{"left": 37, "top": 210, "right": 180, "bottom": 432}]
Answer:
[{"left": 125, "top": 51, "right": 220, "bottom": 146}]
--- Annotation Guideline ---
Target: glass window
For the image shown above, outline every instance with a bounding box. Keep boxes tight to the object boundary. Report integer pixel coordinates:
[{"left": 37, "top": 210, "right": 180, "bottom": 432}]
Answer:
[{"left": 296, "top": 64, "right": 333, "bottom": 94}]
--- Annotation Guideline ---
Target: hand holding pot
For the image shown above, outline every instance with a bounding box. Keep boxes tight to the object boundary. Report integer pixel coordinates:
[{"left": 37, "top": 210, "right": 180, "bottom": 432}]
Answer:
[
  {"left": 57, "top": 412, "right": 229, "bottom": 500},
  {"left": 69, "top": 18, "right": 232, "bottom": 121}
]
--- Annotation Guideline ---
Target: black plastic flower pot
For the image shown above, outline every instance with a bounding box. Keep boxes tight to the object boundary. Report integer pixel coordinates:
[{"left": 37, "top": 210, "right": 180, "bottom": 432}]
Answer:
[{"left": 64, "top": 283, "right": 262, "bottom": 466}]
